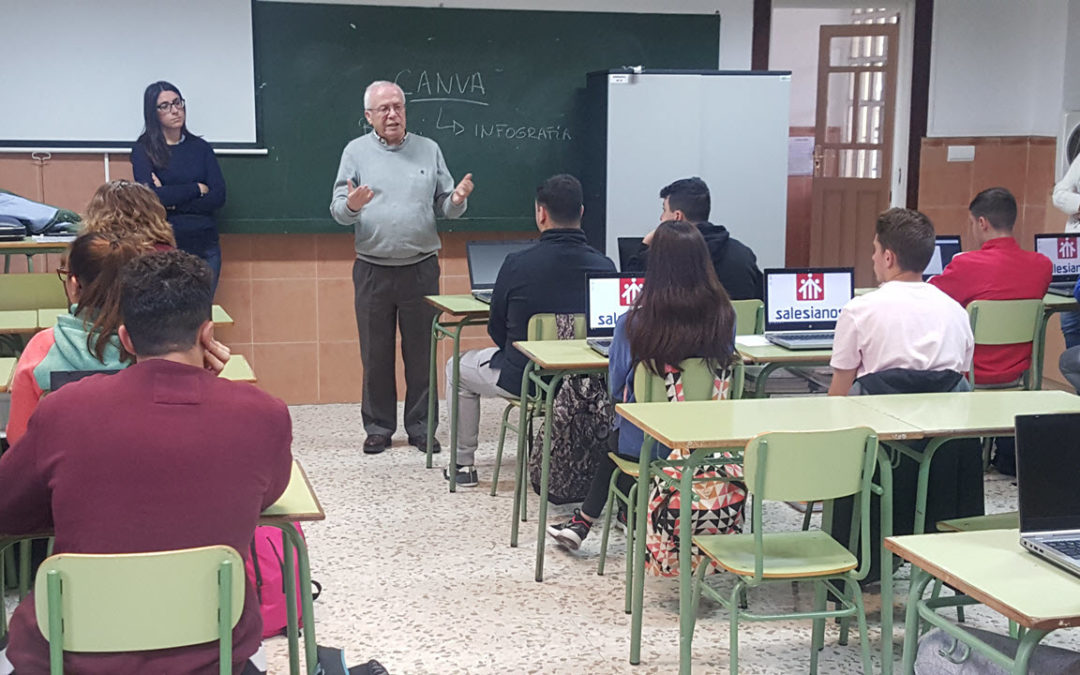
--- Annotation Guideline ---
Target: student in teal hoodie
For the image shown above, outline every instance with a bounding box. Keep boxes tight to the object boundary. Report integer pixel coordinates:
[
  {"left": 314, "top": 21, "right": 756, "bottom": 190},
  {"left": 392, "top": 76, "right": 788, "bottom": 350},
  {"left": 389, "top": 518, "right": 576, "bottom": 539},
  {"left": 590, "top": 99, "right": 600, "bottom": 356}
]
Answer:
[{"left": 6, "top": 232, "right": 149, "bottom": 445}]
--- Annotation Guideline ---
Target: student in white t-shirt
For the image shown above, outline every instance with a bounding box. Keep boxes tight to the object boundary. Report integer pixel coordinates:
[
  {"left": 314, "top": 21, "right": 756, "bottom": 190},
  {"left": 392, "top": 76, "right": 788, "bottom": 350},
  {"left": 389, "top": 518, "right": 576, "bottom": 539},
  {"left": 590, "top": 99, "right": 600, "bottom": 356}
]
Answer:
[{"left": 828, "top": 208, "right": 974, "bottom": 396}]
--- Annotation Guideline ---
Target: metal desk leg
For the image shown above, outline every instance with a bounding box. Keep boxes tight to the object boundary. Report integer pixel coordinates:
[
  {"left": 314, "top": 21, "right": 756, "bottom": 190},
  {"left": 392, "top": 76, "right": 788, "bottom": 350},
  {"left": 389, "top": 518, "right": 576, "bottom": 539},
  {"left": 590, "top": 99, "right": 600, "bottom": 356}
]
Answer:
[
  {"left": 510, "top": 363, "right": 536, "bottom": 548},
  {"left": 878, "top": 449, "right": 895, "bottom": 675},
  {"left": 427, "top": 315, "right": 484, "bottom": 487},
  {"left": 900, "top": 568, "right": 934, "bottom": 673},
  {"left": 534, "top": 371, "right": 565, "bottom": 582},
  {"left": 426, "top": 315, "right": 440, "bottom": 470},
  {"left": 447, "top": 322, "right": 463, "bottom": 493},
  {"left": 280, "top": 529, "right": 301, "bottom": 675},
  {"left": 752, "top": 362, "right": 784, "bottom": 398},
  {"left": 276, "top": 524, "right": 318, "bottom": 675},
  {"left": 678, "top": 452, "right": 697, "bottom": 675},
  {"left": 629, "top": 439, "right": 655, "bottom": 664},
  {"left": 912, "top": 437, "right": 953, "bottom": 536}
]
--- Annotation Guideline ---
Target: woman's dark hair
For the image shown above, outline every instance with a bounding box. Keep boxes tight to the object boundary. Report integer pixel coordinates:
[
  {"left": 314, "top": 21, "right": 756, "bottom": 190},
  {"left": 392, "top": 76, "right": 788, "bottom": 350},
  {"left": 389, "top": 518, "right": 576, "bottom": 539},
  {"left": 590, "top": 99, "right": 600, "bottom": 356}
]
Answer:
[
  {"left": 67, "top": 231, "right": 154, "bottom": 362},
  {"left": 136, "top": 81, "right": 190, "bottom": 169},
  {"left": 626, "top": 220, "right": 736, "bottom": 376}
]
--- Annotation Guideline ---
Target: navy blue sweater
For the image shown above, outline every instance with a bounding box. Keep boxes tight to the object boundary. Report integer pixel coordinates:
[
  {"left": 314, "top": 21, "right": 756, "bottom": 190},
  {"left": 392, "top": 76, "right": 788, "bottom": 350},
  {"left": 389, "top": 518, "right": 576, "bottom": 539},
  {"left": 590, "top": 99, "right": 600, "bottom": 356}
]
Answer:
[
  {"left": 131, "top": 135, "right": 226, "bottom": 252},
  {"left": 488, "top": 228, "right": 616, "bottom": 394}
]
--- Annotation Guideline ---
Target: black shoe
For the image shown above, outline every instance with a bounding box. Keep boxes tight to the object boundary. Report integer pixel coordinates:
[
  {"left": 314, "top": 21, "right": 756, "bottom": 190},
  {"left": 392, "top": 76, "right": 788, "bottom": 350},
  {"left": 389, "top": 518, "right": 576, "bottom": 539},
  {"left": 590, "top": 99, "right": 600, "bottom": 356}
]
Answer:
[
  {"left": 615, "top": 505, "right": 629, "bottom": 534},
  {"left": 409, "top": 435, "right": 441, "bottom": 454},
  {"left": 443, "top": 463, "right": 478, "bottom": 487},
  {"left": 363, "top": 434, "right": 389, "bottom": 455},
  {"left": 546, "top": 508, "right": 592, "bottom": 551}
]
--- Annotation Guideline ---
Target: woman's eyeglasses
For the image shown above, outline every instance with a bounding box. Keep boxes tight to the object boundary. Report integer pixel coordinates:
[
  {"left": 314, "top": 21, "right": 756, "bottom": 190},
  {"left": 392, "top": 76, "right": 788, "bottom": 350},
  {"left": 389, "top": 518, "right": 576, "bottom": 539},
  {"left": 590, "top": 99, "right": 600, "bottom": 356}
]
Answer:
[
  {"left": 156, "top": 98, "right": 186, "bottom": 112},
  {"left": 56, "top": 266, "right": 69, "bottom": 283}
]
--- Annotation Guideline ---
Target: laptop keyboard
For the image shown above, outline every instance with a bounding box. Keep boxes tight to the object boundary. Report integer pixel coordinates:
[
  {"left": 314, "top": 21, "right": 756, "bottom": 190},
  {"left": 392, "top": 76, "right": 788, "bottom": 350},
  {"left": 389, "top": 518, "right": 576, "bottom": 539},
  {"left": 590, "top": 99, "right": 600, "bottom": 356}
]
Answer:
[
  {"left": 779, "top": 332, "right": 835, "bottom": 342},
  {"left": 1045, "top": 539, "right": 1080, "bottom": 559}
]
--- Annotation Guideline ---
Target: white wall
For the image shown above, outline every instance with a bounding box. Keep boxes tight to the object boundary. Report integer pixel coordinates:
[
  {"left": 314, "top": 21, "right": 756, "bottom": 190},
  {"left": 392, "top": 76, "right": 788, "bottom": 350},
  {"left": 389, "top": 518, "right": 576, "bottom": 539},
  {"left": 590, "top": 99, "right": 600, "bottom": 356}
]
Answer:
[
  {"left": 260, "top": 0, "right": 753, "bottom": 69},
  {"left": 928, "top": 0, "right": 1067, "bottom": 137},
  {"left": 769, "top": 8, "right": 851, "bottom": 127}
]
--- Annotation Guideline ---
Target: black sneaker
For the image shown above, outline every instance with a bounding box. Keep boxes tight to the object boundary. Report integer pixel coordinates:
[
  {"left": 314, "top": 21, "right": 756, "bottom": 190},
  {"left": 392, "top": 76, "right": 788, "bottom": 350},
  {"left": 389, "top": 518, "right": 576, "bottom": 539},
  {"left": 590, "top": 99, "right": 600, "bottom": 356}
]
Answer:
[
  {"left": 615, "top": 505, "right": 629, "bottom": 534},
  {"left": 443, "top": 464, "right": 478, "bottom": 487},
  {"left": 546, "top": 509, "right": 592, "bottom": 550},
  {"left": 363, "top": 434, "right": 389, "bottom": 455},
  {"left": 409, "top": 435, "right": 441, "bottom": 455}
]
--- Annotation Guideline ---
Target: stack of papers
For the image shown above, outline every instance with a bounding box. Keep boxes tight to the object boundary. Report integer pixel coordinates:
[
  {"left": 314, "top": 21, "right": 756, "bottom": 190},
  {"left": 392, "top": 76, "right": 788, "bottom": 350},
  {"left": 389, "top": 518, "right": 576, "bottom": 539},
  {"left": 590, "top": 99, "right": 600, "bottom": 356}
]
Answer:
[{"left": 30, "top": 234, "right": 76, "bottom": 243}]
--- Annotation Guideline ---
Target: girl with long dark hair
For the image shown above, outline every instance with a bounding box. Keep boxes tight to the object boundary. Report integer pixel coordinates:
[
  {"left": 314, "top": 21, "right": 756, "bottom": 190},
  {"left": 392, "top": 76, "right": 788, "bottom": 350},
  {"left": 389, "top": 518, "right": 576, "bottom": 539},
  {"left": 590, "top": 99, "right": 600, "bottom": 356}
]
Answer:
[
  {"left": 131, "top": 81, "right": 225, "bottom": 294},
  {"left": 547, "top": 220, "right": 737, "bottom": 550}
]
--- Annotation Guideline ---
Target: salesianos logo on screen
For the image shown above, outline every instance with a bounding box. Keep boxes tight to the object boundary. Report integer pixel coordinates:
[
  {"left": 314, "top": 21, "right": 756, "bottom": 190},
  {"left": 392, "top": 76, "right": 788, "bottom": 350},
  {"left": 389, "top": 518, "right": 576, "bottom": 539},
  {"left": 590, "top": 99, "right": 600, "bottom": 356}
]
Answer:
[
  {"left": 768, "top": 271, "right": 850, "bottom": 325},
  {"left": 1036, "top": 236, "right": 1080, "bottom": 276},
  {"left": 589, "top": 276, "right": 645, "bottom": 329}
]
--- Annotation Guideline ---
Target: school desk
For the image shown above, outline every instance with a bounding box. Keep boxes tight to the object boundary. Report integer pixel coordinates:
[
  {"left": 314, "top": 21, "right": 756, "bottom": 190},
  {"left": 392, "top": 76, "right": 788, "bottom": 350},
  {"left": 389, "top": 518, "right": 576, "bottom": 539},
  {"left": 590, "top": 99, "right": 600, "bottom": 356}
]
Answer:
[
  {"left": 887, "top": 529, "right": 1080, "bottom": 675},
  {"left": 733, "top": 335, "right": 832, "bottom": 397},
  {"left": 510, "top": 339, "right": 608, "bottom": 582},
  {"left": 35, "top": 304, "right": 235, "bottom": 331},
  {"left": 0, "top": 238, "right": 72, "bottom": 274},
  {"left": 423, "top": 294, "right": 490, "bottom": 476}
]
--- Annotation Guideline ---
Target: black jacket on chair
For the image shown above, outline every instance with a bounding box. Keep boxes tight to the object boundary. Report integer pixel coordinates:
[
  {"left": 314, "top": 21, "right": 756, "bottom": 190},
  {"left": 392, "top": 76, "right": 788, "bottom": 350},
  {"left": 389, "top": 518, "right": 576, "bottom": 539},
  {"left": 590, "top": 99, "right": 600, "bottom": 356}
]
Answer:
[{"left": 488, "top": 228, "right": 616, "bottom": 395}]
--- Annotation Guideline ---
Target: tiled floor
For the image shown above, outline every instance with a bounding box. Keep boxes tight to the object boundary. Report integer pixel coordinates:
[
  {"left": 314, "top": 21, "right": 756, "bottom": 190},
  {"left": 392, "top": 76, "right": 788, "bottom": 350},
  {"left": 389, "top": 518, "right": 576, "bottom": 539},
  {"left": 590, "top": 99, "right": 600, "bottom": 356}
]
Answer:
[{"left": 5, "top": 400, "right": 1080, "bottom": 674}]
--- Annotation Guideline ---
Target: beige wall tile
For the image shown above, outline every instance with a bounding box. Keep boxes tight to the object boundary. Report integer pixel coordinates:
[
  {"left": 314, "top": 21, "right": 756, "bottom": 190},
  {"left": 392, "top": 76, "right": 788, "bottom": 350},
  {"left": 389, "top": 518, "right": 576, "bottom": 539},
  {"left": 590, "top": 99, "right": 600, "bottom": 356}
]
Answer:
[
  {"left": 252, "top": 278, "right": 318, "bottom": 343},
  {"left": 219, "top": 234, "right": 253, "bottom": 281},
  {"left": 252, "top": 342, "right": 319, "bottom": 405},
  {"left": 251, "top": 234, "right": 317, "bottom": 279},
  {"left": 317, "top": 341, "right": 363, "bottom": 404},
  {"left": 317, "top": 278, "right": 357, "bottom": 342},
  {"left": 214, "top": 277, "right": 253, "bottom": 345},
  {"left": 315, "top": 234, "right": 355, "bottom": 279}
]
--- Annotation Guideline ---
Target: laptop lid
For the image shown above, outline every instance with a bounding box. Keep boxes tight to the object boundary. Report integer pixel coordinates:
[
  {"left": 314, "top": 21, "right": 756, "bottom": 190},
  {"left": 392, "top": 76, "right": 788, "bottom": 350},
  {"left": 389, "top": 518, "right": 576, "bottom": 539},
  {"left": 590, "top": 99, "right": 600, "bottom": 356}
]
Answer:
[
  {"left": 1034, "top": 233, "right": 1080, "bottom": 283},
  {"left": 465, "top": 240, "right": 536, "bottom": 290},
  {"left": 922, "top": 235, "right": 962, "bottom": 280},
  {"left": 763, "top": 267, "right": 854, "bottom": 333},
  {"left": 617, "top": 236, "right": 645, "bottom": 272},
  {"left": 1016, "top": 413, "right": 1080, "bottom": 534},
  {"left": 586, "top": 272, "right": 645, "bottom": 338}
]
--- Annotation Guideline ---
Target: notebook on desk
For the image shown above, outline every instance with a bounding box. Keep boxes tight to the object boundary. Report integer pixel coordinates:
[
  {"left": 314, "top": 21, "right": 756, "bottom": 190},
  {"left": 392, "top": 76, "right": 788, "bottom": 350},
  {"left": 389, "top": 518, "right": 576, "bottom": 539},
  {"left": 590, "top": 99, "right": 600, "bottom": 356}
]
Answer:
[
  {"left": 922, "top": 235, "right": 962, "bottom": 280},
  {"left": 1016, "top": 412, "right": 1080, "bottom": 578},
  {"left": 762, "top": 267, "right": 854, "bottom": 350},
  {"left": 465, "top": 240, "right": 536, "bottom": 303},
  {"left": 1034, "top": 233, "right": 1080, "bottom": 297},
  {"left": 585, "top": 272, "right": 645, "bottom": 356}
]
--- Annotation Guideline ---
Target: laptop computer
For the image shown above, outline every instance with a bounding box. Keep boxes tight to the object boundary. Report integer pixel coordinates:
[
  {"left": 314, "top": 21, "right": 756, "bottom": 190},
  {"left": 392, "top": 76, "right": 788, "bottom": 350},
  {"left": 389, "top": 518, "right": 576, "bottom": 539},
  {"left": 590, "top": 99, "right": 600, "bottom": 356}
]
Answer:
[
  {"left": 762, "top": 267, "right": 854, "bottom": 350},
  {"left": 922, "top": 235, "right": 962, "bottom": 280},
  {"left": 617, "top": 236, "right": 645, "bottom": 272},
  {"left": 585, "top": 272, "right": 645, "bottom": 356},
  {"left": 1016, "top": 412, "right": 1080, "bottom": 577},
  {"left": 1034, "top": 233, "right": 1080, "bottom": 296},
  {"left": 465, "top": 240, "right": 536, "bottom": 303}
]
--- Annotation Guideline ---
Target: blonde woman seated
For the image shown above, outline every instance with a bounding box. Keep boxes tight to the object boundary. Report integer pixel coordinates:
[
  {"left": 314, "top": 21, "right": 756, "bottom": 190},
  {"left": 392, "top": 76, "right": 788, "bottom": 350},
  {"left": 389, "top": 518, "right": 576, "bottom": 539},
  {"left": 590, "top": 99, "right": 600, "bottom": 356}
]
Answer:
[{"left": 82, "top": 179, "right": 176, "bottom": 250}]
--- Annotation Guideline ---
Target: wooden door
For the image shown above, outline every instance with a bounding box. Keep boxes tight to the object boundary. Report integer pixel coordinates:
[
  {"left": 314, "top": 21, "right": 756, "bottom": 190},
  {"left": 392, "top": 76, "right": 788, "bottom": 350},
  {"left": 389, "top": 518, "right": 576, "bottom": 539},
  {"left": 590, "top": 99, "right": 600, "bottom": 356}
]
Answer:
[{"left": 810, "top": 23, "right": 899, "bottom": 287}]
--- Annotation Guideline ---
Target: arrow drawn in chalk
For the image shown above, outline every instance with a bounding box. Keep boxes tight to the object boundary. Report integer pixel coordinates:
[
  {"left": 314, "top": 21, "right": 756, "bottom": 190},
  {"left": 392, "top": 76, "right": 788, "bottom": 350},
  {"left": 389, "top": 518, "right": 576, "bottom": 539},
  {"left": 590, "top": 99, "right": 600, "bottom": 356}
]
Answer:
[{"left": 435, "top": 107, "right": 464, "bottom": 136}]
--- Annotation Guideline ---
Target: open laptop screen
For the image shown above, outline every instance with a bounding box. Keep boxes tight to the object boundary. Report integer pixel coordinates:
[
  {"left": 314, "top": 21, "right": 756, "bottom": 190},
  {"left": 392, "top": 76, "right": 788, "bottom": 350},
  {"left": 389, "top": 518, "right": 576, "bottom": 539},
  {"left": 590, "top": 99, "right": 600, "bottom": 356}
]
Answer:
[
  {"left": 763, "top": 267, "right": 854, "bottom": 333},
  {"left": 1016, "top": 413, "right": 1080, "bottom": 533},
  {"left": 586, "top": 272, "right": 645, "bottom": 338},
  {"left": 1034, "top": 234, "right": 1080, "bottom": 283},
  {"left": 923, "top": 235, "right": 962, "bottom": 280},
  {"left": 465, "top": 240, "right": 536, "bottom": 290}
]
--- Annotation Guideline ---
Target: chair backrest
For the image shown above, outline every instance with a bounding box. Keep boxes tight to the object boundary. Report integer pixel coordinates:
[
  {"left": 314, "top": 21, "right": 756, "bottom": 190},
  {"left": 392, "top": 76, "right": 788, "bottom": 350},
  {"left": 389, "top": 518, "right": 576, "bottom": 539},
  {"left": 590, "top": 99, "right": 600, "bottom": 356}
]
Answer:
[
  {"left": 527, "top": 313, "right": 586, "bottom": 341},
  {"left": 35, "top": 546, "right": 244, "bottom": 657},
  {"left": 0, "top": 273, "right": 69, "bottom": 311},
  {"left": 966, "top": 299, "right": 1044, "bottom": 388},
  {"left": 633, "top": 356, "right": 745, "bottom": 403},
  {"left": 731, "top": 299, "right": 764, "bottom": 336}
]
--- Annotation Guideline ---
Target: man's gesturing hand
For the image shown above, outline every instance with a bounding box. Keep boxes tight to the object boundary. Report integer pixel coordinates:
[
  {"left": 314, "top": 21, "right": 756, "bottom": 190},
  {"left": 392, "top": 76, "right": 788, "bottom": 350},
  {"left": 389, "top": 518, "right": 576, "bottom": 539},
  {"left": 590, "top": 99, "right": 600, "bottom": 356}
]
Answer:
[
  {"left": 451, "top": 172, "right": 474, "bottom": 205},
  {"left": 346, "top": 179, "right": 375, "bottom": 212}
]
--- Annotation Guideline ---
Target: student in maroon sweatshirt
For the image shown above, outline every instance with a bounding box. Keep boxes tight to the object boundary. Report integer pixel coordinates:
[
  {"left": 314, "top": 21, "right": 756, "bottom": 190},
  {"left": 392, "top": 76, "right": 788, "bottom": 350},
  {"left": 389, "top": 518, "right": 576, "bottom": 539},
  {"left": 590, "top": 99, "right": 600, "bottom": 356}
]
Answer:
[{"left": 0, "top": 250, "right": 292, "bottom": 675}]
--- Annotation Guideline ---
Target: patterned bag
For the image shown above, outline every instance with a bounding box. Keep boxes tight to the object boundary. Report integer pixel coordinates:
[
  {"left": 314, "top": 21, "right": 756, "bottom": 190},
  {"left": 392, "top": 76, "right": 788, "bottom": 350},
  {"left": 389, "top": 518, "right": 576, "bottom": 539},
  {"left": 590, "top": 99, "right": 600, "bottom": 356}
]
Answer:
[
  {"left": 644, "top": 363, "right": 747, "bottom": 577},
  {"left": 529, "top": 314, "right": 613, "bottom": 504}
]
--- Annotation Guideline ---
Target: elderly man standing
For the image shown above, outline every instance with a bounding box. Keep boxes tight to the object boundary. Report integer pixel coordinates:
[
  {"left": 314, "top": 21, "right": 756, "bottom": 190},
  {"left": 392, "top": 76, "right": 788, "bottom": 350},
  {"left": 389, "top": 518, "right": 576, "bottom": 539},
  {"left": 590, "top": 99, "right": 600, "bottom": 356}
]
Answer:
[{"left": 331, "top": 80, "right": 474, "bottom": 455}]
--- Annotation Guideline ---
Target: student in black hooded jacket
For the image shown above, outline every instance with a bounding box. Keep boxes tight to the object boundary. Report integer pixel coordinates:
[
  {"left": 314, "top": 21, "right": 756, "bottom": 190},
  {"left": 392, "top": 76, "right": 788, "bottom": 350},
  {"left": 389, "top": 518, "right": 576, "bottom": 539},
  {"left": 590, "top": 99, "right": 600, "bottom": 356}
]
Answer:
[{"left": 625, "top": 177, "right": 762, "bottom": 301}]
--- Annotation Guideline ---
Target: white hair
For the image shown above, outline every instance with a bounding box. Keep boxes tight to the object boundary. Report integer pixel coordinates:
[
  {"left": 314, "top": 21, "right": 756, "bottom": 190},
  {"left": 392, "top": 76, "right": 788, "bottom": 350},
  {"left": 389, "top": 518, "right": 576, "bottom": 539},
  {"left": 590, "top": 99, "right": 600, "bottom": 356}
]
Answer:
[{"left": 363, "top": 81, "right": 405, "bottom": 109}]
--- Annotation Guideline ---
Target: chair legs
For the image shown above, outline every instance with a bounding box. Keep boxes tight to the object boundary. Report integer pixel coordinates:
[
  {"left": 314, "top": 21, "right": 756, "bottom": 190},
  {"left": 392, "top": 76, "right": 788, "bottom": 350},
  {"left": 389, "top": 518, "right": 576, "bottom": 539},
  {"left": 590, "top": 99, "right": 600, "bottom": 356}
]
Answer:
[
  {"left": 491, "top": 402, "right": 517, "bottom": 497},
  {"left": 596, "top": 467, "right": 638, "bottom": 615}
]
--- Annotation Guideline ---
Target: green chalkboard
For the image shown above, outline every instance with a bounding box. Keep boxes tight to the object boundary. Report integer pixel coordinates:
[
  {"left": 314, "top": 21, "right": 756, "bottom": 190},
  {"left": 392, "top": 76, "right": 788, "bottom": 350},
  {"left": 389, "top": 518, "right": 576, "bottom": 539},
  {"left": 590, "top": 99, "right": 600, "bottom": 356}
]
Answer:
[{"left": 217, "top": 3, "right": 719, "bottom": 234}]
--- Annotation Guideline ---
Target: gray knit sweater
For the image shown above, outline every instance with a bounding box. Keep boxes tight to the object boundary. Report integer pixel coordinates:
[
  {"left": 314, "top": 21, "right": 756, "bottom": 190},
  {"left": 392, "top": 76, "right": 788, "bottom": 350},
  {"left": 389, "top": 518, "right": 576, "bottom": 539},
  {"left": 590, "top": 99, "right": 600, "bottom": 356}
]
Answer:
[{"left": 329, "top": 132, "right": 467, "bottom": 265}]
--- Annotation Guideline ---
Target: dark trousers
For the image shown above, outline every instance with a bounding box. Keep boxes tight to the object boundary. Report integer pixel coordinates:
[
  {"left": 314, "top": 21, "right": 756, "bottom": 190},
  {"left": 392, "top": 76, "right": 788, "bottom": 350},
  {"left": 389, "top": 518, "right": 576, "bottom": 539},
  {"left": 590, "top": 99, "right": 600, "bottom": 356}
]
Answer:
[
  {"left": 581, "top": 433, "right": 637, "bottom": 519},
  {"left": 352, "top": 256, "right": 439, "bottom": 438}
]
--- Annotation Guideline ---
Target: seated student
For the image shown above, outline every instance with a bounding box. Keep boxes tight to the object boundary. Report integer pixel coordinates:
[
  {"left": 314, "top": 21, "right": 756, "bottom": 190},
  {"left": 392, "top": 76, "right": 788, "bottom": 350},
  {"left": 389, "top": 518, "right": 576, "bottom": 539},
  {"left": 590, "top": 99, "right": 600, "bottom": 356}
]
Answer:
[
  {"left": 624, "top": 177, "right": 763, "bottom": 300},
  {"left": 444, "top": 174, "right": 615, "bottom": 486},
  {"left": 81, "top": 179, "right": 178, "bottom": 250},
  {"left": 547, "top": 220, "right": 737, "bottom": 549},
  {"left": 0, "top": 250, "right": 291, "bottom": 675},
  {"left": 828, "top": 207, "right": 974, "bottom": 396},
  {"left": 927, "top": 187, "right": 1051, "bottom": 475}
]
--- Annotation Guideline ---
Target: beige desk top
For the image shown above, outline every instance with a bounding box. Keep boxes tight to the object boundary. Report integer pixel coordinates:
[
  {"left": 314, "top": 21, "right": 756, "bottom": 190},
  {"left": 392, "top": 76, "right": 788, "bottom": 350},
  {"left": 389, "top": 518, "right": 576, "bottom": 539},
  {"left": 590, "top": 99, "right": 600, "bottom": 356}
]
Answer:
[
  {"left": 424, "top": 294, "right": 491, "bottom": 317},
  {"left": 0, "top": 310, "right": 40, "bottom": 334},
  {"left": 0, "top": 237, "right": 73, "bottom": 252},
  {"left": 36, "top": 305, "right": 234, "bottom": 330},
  {"left": 220, "top": 354, "right": 256, "bottom": 383},
  {"left": 886, "top": 529, "right": 1080, "bottom": 630},
  {"left": 514, "top": 339, "right": 609, "bottom": 370},
  {"left": 615, "top": 397, "right": 923, "bottom": 450},
  {"left": 260, "top": 461, "right": 325, "bottom": 524},
  {"left": 734, "top": 335, "right": 833, "bottom": 364},
  {"left": 850, "top": 390, "right": 1080, "bottom": 437}
]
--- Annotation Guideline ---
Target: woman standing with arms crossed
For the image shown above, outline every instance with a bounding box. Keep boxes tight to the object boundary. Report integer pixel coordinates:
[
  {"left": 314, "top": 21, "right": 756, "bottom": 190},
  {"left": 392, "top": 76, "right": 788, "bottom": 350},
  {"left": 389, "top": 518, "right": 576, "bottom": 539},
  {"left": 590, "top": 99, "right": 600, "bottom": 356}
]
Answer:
[{"left": 131, "top": 81, "right": 225, "bottom": 294}]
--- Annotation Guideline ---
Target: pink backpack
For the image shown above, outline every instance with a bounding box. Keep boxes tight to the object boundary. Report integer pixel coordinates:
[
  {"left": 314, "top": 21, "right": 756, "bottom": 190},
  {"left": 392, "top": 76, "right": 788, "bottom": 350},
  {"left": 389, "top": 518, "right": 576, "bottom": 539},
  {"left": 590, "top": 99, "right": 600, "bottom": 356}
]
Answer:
[{"left": 245, "top": 524, "right": 314, "bottom": 638}]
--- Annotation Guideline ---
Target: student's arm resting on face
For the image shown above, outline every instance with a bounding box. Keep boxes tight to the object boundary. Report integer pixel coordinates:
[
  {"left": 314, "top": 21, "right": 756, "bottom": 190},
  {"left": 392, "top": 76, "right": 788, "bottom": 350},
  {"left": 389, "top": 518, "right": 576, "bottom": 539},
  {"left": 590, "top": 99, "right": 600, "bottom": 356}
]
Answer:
[
  {"left": 0, "top": 405, "right": 55, "bottom": 534},
  {"left": 131, "top": 144, "right": 201, "bottom": 207}
]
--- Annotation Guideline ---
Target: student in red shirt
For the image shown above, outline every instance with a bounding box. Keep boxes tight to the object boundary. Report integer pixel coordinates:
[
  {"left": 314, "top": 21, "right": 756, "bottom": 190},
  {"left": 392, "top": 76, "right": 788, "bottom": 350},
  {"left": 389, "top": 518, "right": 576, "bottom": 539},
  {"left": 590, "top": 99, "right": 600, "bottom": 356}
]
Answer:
[{"left": 929, "top": 187, "right": 1052, "bottom": 474}]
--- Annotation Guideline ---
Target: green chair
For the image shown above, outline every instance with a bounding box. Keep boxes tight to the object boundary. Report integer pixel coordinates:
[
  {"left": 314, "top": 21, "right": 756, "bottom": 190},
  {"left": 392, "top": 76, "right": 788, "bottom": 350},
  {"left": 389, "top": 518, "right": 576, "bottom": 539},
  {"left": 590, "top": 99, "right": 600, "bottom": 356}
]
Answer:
[
  {"left": 687, "top": 428, "right": 877, "bottom": 675},
  {"left": 0, "top": 273, "right": 69, "bottom": 312},
  {"left": 34, "top": 546, "right": 245, "bottom": 675},
  {"left": 598, "top": 357, "right": 744, "bottom": 617},
  {"left": 731, "top": 299, "right": 764, "bottom": 336},
  {"left": 491, "top": 313, "right": 585, "bottom": 498},
  {"left": 966, "top": 299, "right": 1045, "bottom": 390}
]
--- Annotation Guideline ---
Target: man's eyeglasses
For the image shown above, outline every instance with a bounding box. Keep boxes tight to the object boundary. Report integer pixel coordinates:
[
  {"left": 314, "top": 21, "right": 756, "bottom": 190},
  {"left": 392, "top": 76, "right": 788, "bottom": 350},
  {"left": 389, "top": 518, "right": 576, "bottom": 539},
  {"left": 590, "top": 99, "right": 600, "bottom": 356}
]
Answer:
[
  {"left": 156, "top": 98, "right": 185, "bottom": 112},
  {"left": 56, "top": 266, "right": 69, "bottom": 283},
  {"left": 367, "top": 103, "right": 405, "bottom": 117}
]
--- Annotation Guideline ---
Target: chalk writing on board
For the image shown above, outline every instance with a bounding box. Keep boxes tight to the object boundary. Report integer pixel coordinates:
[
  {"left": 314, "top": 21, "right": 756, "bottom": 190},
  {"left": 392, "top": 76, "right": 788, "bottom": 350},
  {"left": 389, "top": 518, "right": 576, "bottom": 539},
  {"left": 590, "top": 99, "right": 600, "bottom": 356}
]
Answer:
[
  {"left": 436, "top": 108, "right": 465, "bottom": 136},
  {"left": 394, "top": 69, "right": 487, "bottom": 101},
  {"left": 475, "top": 124, "right": 572, "bottom": 142}
]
